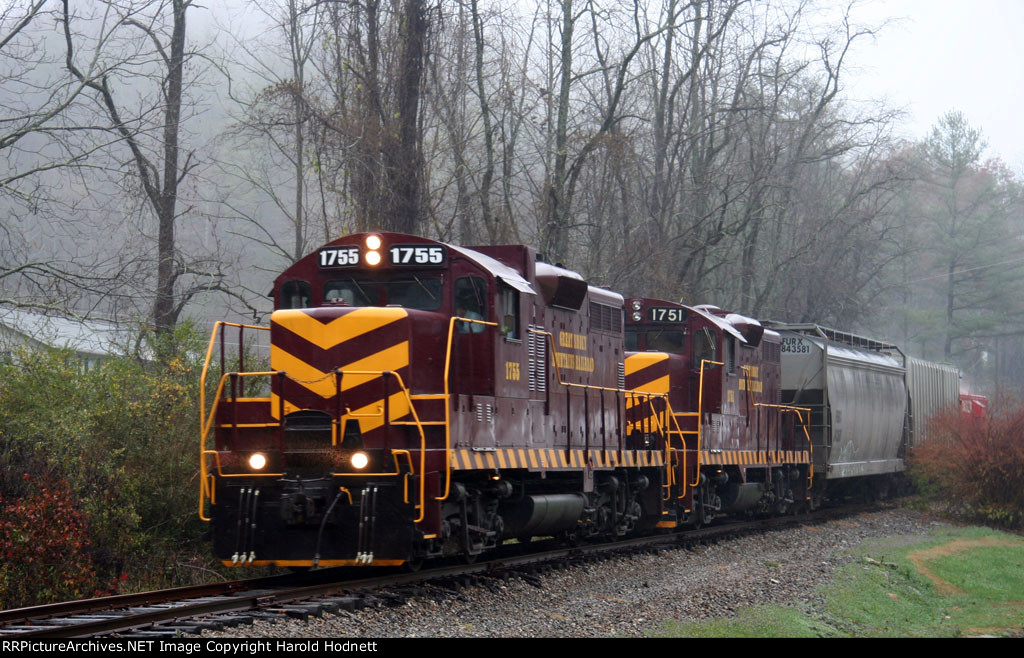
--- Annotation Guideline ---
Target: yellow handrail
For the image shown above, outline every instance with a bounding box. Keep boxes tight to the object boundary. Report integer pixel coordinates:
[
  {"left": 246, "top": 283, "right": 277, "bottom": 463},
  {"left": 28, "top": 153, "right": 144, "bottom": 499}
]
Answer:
[
  {"left": 200, "top": 321, "right": 270, "bottom": 438},
  {"left": 627, "top": 395, "right": 688, "bottom": 501},
  {"left": 328, "top": 369, "right": 429, "bottom": 522},
  {"left": 199, "top": 370, "right": 279, "bottom": 522},
  {"left": 198, "top": 320, "right": 271, "bottom": 520},
  {"left": 691, "top": 359, "right": 724, "bottom": 487},
  {"left": 437, "top": 316, "right": 499, "bottom": 502},
  {"left": 754, "top": 402, "right": 815, "bottom": 491}
]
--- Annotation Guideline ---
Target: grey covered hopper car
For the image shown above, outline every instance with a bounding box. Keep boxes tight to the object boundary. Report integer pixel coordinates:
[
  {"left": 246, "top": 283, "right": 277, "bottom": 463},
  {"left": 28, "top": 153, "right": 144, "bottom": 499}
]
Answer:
[{"left": 765, "top": 323, "right": 959, "bottom": 504}]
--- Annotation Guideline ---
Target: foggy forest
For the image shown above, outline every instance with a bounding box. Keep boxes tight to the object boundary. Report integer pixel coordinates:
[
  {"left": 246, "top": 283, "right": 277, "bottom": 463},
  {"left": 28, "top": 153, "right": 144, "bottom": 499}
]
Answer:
[{"left": 2, "top": 0, "right": 1022, "bottom": 391}]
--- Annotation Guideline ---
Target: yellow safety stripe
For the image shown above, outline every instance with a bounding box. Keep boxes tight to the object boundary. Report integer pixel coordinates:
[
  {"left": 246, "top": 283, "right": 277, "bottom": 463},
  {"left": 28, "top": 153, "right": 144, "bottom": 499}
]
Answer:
[
  {"left": 449, "top": 448, "right": 666, "bottom": 470},
  {"left": 698, "top": 450, "right": 811, "bottom": 465}
]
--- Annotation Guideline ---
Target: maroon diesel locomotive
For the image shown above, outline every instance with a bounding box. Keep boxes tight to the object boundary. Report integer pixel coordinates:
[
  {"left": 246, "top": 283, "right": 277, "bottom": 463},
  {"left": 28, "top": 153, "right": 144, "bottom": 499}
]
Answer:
[{"left": 200, "top": 232, "right": 674, "bottom": 568}]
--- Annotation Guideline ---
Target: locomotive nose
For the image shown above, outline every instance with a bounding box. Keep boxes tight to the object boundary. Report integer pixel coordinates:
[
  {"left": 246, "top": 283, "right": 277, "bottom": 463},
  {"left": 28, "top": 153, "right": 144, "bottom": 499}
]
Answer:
[
  {"left": 270, "top": 305, "right": 415, "bottom": 432},
  {"left": 268, "top": 305, "right": 448, "bottom": 472}
]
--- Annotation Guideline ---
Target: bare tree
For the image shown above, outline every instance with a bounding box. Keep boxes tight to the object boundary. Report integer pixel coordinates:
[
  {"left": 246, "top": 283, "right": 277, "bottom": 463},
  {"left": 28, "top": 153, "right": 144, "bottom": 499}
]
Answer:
[
  {"left": 63, "top": 0, "right": 237, "bottom": 334},
  {"left": 219, "top": 0, "right": 330, "bottom": 266},
  {"left": 0, "top": 1, "right": 140, "bottom": 315}
]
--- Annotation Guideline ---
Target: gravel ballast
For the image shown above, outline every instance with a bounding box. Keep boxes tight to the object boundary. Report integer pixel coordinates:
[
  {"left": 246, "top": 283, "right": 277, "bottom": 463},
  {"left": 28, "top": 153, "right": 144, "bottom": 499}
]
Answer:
[{"left": 200, "top": 508, "right": 945, "bottom": 638}]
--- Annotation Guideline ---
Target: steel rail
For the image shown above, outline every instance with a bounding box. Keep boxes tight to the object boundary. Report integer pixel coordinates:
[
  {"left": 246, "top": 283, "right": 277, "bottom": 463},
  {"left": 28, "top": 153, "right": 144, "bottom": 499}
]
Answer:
[{"left": 1, "top": 503, "right": 887, "bottom": 638}]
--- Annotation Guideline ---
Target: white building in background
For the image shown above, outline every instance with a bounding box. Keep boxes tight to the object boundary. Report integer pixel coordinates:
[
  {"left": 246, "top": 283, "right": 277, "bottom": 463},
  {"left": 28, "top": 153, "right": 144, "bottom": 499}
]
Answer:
[{"left": 0, "top": 308, "right": 141, "bottom": 369}]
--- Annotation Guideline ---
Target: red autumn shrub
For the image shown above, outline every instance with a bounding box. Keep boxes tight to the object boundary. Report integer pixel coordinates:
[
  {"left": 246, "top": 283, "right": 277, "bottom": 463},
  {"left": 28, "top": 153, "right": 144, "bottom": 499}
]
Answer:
[
  {"left": 0, "top": 476, "right": 114, "bottom": 608},
  {"left": 909, "top": 397, "right": 1024, "bottom": 528}
]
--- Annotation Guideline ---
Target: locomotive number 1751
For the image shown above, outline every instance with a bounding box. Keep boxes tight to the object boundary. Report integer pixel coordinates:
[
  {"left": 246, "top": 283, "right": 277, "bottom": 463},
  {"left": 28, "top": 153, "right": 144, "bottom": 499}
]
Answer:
[{"left": 648, "top": 307, "right": 686, "bottom": 322}]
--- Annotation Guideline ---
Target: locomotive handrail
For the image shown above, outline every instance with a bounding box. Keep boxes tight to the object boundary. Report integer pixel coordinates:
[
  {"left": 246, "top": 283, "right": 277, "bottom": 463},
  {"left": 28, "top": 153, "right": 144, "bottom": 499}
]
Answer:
[
  {"left": 201, "top": 370, "right": 281, "bottom": 444},
  {"left": 691, "top": 359, "right": 724, "bottom": 487},
  {"left": 200, "top": 321, "right": 270, "bottom": 439},
  {"left": 754, "top": 403, "right": 815, "bottom": 491},
  {"left": 329, "top": 368, "right": 430, "bottom": 523},
  {"left": 663, "top": 406, "right": 689, "bottom": 501},
  {"left": 629, "top": 396, "right": 689, "bottom": 502},
  {"left": 199, "top": 369, "right": 282, "bottom": 522},
  {"left": 438, "top": 315, "right": 499, "bottom": 502}
]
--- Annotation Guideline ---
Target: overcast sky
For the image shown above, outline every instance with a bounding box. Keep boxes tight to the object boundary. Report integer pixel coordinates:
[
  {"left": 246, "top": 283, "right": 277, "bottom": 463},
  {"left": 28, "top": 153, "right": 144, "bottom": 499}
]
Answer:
[{"left": 843, "top": 0, "right": 1024, "bottom": 171}]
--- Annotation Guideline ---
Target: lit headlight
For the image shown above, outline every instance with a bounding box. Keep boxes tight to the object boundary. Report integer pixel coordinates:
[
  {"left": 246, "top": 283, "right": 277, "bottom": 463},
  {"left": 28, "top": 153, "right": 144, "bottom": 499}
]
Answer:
[
  {"left": 365, "top": 250, "right": 382, "bottom": 266},
  {"left": 365, "top": 234, "right": 382, "bottom": 250},
  {"left": 248, "top": 453, "right": 267, "bottom": 470},
  {"left": 350, "top": 452, "right": 369, "bottom": 470}
]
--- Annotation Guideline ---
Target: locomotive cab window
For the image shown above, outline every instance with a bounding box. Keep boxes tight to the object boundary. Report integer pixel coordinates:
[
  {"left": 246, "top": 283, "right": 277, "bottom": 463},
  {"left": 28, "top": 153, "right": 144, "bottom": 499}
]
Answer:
[
  {"left": 455, "top": 276, "right": 487, "bottom": 333},
  {"left": 694, "top": 328, "right": 717, "bottom": 367},
  {"left": 386, "top": 277, "right": 443, "bottom": 311},
  {"left": 280, "top": 280, "right": 312, "bottom": 309},
  {"left": 324, "top": 276, "right": 443, "bottom": 310},
  {"left": 324, "top": 279, "right": 378, "bottom": 306},
  {"left": 646, "top": 329, "right": 686, "bottom": 353},
  {"left": 625, "top": 330, "right": 639, "bottom": 351},
  {"left": 499, "top": 284, "right": 520, "bottom": 340}
]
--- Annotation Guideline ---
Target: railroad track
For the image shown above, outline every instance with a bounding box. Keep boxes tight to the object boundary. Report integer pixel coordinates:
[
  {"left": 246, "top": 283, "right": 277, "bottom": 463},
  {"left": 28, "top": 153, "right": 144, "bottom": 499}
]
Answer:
[{"left": 0, "top": 504, "right": 881, "bottom": 638}]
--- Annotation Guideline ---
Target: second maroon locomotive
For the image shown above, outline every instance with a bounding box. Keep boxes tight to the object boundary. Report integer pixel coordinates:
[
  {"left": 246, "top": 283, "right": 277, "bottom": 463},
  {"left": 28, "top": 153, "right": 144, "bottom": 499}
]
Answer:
[{"left": 623, "top": 300, "right": 812, "bottom": 525}]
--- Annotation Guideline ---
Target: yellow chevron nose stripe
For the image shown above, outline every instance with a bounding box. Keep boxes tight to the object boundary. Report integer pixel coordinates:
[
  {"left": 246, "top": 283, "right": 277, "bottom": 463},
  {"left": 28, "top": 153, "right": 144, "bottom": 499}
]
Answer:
[
  {"left": 625, "top": 352, "right": 669, "bottom": 376},
  {"left": 627, "top": 374, "right": 670, "bottom": 398},
  {"left": 270, "top": 390, "right": 411, "bottom": 432},
  {"left": 270, "top": 341, "right": 410, "bottom": 398},
  {"left": 271, "top": 307, "right": 408, "bottom": 350}
]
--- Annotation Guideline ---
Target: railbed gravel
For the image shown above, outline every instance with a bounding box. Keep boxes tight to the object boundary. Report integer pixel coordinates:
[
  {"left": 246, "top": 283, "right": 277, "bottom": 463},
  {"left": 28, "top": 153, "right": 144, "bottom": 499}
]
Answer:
[{"left": 199, "top": 507, "right": 945, "bottom": 638}]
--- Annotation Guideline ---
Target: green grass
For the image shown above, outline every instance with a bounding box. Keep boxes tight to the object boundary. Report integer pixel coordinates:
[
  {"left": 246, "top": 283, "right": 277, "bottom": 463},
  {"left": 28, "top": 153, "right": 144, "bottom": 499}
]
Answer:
[
  {"left": 652, "top": 525, "right": 1024, "bottom": 638},
  {"left": 652, "top": 605, "right": 835, "bottom": 638}
]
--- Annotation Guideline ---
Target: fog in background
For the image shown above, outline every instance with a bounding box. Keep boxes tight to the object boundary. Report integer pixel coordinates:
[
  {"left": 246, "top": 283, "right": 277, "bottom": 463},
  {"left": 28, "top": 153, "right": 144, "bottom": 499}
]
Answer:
[{"left": 1, "top": 0, "right": 1022, "bottom": 392}]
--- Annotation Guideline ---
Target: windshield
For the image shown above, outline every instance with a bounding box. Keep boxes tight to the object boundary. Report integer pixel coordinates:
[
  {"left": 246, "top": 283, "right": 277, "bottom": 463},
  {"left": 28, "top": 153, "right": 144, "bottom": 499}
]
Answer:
[
  {"left": 626, "top": 329, "right": 686, "bottom": 353},
  {"left": 324, "top": 277, "right": 443, "bottom": 311}
]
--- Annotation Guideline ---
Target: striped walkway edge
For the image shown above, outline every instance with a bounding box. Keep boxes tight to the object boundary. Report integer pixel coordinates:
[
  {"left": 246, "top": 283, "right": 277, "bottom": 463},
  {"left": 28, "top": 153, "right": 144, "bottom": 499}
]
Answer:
[{"left": 449, "top": 448, "right": 810, "bottom": 470}]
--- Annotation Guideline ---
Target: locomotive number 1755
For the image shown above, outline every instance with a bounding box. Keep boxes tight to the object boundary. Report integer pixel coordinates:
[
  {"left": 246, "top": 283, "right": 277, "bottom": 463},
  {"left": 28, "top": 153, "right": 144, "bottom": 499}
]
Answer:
[{"left": 388, "top": 245, "right": 445, "bottom": 266}]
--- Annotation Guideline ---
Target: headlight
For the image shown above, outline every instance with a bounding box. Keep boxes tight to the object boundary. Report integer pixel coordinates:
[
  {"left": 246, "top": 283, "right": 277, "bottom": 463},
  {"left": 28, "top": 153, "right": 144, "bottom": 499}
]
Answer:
[
  {"left": 365, "top": 250, "right": 382, "bottom": 266},
  {"left": 632, "top": 300, "right": 642, "bottom": 311},
  {"left": 632, "top": 311, "right": 642, "bottom": 322},
  {"left": 248, "top": 453, "right": 267, "bottom": 470},
  {"left": 350, "top": 452, "right": 369, "bottom": 470},
  {"left": 365, "top": 234, "right": 382, "bottom": 250}
]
